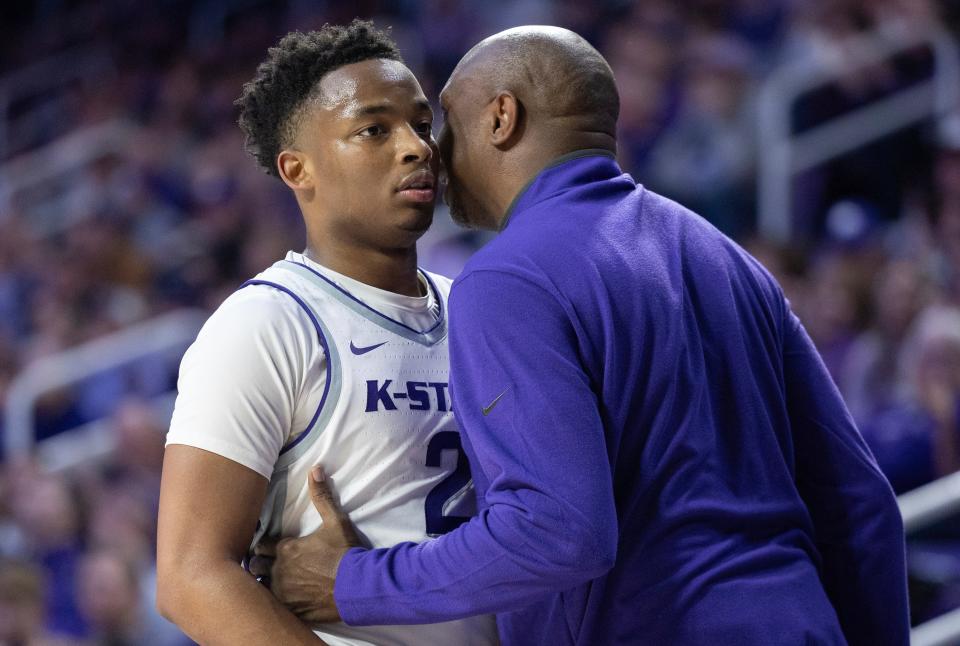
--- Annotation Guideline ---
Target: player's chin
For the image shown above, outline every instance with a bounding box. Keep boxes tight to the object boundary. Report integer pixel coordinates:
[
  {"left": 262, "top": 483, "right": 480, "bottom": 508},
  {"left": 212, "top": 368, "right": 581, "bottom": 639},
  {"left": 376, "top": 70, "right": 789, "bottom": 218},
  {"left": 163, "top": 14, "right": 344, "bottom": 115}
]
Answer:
[{"left": 395, "top": 205, "right": 434, "bottom": 237}]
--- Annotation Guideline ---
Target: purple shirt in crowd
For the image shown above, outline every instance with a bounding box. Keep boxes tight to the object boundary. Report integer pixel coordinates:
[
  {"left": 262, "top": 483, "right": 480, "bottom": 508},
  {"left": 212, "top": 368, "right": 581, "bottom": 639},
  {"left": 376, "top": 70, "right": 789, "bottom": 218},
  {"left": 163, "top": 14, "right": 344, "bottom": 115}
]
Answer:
[{"left": 335, "top": 152, "right": 909, "bottom": 645}]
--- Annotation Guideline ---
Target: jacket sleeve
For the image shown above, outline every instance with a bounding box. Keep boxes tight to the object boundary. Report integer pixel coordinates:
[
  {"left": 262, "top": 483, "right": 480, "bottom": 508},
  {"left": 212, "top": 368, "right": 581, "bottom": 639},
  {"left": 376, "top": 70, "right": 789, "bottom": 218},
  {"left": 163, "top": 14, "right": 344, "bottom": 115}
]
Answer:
[
  {"left": 784, "top": 307, "right": 909, "bottom": 646},
  {"left": 334, "top": 270, "right": 618, "bottom": 624}
]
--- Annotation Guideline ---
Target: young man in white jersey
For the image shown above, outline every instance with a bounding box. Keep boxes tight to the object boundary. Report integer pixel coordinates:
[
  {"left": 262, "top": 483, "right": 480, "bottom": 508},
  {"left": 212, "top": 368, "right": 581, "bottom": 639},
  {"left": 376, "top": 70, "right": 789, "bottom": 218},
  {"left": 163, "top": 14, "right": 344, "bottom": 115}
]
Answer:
[{"left": 156, "top": 21, "right": 497, "bottom": 646}]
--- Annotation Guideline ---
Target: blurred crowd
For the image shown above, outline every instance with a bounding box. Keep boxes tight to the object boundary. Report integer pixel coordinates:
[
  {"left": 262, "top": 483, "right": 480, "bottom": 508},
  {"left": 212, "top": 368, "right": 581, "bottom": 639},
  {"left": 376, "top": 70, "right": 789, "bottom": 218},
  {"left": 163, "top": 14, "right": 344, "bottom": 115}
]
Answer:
[
  {"left": 2, "top": 0, "right": 960, "bottom": 642},
  {"left": 1, "top": 400, "right": 186, "bottom": 645}
]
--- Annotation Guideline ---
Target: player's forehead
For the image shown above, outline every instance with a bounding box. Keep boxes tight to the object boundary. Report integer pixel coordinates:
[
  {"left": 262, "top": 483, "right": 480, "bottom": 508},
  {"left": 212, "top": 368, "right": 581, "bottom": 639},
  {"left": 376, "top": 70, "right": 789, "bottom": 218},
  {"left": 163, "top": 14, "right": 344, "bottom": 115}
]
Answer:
[{"left": 315, "top": 59, "right": 428, "bottom": 117}]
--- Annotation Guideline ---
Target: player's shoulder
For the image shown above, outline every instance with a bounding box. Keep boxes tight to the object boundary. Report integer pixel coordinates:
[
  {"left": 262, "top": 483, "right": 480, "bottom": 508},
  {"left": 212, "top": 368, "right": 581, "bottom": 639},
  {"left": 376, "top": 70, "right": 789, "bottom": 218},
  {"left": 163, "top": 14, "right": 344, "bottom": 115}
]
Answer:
[
  {"left": 212, "top": 281, "right": 307, "bottom": 321},
  {"left": 196, "top": 281, "right": 317, "bottom": 353}
]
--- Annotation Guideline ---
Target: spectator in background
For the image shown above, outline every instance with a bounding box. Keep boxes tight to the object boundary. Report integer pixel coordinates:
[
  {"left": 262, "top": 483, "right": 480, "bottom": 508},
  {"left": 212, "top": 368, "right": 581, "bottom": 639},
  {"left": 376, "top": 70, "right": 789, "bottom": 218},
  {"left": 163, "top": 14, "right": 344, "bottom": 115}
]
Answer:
[
  {"left": 937, "top": 200, "right": 960, "bottom": 303},
  {"left": 933, "top": 143, "right": 960, "bottom": 303},
  {"left": 7, "top": 468, "right": 88, "bottom": 639},
  {"left": 725, "top": 0, "right": 790, "bottom": 59},
  {"left": 842, "top": 258, "right": 932, "bottom": 422},
  {"left": 0, "top": 559, "right": 46, "bottom": 646},
  {"left": 101, "top": 399, "right": 166, "bottom": 501},
  {"left": 86, "top": 486, "right": 154, "bottom": 575},
  {"left": 794, "top": 248, "right": 869, "bottom": 382},
  {"left": 905, "top": 306, "right": 960, "bottom": 476},
  {"left": 860, "top": 305, "right": 960, "bottom": 493},
  {"left": 645, "top": 32, "right": 756, "bottom": 237},
  {"left": 605, "top": 17, "right": 680, "bottom": 176},
  {"left": 77, "top": 549, "right": 189, "bottom": 646}
]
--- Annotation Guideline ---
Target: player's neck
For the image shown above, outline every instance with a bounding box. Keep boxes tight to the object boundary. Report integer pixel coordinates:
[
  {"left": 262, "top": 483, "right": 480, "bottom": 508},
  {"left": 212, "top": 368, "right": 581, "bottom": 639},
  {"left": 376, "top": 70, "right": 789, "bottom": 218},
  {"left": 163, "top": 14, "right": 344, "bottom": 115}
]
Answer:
[{"left": 303, "top": 244, "right": 423, "bottom": 297}]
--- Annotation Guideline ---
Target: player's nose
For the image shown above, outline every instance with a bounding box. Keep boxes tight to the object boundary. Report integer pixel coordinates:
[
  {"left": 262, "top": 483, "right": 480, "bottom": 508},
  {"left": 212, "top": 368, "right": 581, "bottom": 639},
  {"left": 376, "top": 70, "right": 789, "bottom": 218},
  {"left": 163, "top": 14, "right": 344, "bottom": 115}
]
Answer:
[{"left": 398, "top": 123, "right": 433, "bottom": 165}]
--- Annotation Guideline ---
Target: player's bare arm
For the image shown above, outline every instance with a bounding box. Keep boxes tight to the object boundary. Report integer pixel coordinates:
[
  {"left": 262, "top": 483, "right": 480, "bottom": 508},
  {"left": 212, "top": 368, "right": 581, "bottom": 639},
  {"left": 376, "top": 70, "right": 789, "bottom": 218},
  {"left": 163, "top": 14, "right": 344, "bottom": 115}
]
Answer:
[{"left": 157, "top": 445, "right": 327, "bottom": 645}]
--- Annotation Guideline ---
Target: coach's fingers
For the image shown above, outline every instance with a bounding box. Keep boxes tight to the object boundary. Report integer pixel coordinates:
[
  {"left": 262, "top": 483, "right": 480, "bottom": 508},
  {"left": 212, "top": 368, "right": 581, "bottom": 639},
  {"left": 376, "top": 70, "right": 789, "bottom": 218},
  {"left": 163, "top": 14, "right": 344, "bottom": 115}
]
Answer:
[
  {"left": 307, "top": 465, "right": 344, "bottom": 525},
  {"left": 307, "top": 466, "right": 361, "bottom": 545}
]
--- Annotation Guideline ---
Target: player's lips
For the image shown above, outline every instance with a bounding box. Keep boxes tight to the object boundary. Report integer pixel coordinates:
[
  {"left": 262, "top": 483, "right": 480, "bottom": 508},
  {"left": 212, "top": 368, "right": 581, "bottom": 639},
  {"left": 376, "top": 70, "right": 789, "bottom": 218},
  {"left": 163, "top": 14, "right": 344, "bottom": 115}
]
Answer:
[{"left": 396, "top": 170, "right": 436, "bottom": 203}]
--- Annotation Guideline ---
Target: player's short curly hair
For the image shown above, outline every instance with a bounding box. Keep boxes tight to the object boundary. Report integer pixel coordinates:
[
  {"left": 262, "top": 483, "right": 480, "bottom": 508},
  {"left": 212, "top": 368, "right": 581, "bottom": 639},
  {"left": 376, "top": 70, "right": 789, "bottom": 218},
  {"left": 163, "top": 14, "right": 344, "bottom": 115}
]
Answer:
[{"left": 235, "top": 20, "right": 402, "bottom": 177}]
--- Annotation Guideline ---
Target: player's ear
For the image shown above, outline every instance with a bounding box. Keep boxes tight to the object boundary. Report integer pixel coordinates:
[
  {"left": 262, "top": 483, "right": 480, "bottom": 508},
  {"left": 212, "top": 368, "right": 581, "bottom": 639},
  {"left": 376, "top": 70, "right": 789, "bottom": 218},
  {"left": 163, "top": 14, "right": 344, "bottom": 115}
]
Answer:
[
  {"left": 277, "top": 149, "right": 313, "bottom": 191},
  {"left": 488, "top": 91, "right": 523, "bottom": 149}
]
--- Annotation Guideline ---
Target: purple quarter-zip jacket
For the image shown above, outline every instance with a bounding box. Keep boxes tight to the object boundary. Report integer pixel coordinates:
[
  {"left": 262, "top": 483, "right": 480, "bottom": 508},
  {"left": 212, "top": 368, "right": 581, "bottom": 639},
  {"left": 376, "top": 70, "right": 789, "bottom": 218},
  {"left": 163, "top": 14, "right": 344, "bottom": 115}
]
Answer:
[{"left": 334, "top": 151, "right": 909, "bottom": 646}]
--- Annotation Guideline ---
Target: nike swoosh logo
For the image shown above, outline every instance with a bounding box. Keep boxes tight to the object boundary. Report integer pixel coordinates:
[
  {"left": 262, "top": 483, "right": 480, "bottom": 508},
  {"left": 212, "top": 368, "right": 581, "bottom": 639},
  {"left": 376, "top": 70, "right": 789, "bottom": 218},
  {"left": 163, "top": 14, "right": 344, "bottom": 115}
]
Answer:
[
  {"left": 350, "top": 340, "right": 388, "bottom": 356},
  {"left": 482, "top": 389, "right": 508, "bottom": 416}
]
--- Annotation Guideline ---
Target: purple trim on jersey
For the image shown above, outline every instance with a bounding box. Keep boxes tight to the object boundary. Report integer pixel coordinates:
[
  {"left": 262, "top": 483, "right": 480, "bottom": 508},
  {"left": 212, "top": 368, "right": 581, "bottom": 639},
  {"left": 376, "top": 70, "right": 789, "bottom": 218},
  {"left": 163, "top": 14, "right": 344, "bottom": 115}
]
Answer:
[
  {"left": 283, "top": 260, "right": 444, "bottom": 336},
  {"left": 241, "top": 279, "right": 331, "bottom": 456}
]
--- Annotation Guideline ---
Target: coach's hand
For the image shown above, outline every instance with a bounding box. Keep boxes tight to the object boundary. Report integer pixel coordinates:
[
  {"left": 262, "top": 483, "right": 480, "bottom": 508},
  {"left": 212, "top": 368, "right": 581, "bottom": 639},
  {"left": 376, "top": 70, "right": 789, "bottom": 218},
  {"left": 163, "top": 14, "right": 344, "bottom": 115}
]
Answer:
[{"left": 250, "top": 466, "right": 362, "bottom": 624}]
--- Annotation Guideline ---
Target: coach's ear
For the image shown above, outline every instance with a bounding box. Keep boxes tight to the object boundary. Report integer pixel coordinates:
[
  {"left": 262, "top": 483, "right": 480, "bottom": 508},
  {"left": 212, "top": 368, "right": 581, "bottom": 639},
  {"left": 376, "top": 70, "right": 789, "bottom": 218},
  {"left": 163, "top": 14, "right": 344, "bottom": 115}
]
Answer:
[
  {"left": 487, "top": 91, "right": 523, "bottom": 150},
  {"left": 277, "top": 149, "right": 314, "bottom": 192}
]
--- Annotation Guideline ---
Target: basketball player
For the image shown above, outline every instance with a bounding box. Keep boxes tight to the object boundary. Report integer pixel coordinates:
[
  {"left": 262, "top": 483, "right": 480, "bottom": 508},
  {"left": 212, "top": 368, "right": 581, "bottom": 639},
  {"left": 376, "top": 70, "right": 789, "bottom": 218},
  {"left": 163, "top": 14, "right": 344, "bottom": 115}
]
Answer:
[{"left": 155, "top": 21, "right": 496, "bottom": 646}]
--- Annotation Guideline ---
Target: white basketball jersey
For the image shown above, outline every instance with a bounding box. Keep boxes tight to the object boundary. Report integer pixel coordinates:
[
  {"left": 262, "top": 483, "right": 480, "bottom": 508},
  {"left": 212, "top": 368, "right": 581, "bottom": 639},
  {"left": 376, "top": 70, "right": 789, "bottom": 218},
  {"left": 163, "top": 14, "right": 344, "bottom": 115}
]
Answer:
[{"left": 245, "top": 258, "right": 498, "bottom": 646}]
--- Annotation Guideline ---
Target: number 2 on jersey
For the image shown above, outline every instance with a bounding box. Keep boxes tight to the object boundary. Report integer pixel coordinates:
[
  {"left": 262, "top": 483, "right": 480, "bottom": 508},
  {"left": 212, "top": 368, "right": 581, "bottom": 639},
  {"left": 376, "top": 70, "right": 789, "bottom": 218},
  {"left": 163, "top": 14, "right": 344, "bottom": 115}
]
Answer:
[{"left": 424, "top": 431, "right": 473, "bottom": 536}]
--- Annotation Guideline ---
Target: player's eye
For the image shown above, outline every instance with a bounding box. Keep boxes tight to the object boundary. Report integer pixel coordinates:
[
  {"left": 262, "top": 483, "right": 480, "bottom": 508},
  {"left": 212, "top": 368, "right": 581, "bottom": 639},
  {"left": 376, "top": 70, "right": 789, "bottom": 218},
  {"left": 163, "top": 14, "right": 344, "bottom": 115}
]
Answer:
[
  {"left": 358, "top": 125, "right": 385, "bottom": 137},
  {"left": 415, "top": 122, "right": 432, "bottom": 136}
]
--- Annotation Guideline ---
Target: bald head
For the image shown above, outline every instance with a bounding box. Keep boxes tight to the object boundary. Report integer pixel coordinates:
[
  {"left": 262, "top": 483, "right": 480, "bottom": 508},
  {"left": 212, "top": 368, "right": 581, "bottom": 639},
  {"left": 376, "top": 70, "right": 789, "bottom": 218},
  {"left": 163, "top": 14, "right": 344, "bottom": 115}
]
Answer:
[
  {"left": 450, "top": 26, "right": 619, "bottom": 139},
  {"left": 437, "top": 26, "right": 620, "bottom": 230}
]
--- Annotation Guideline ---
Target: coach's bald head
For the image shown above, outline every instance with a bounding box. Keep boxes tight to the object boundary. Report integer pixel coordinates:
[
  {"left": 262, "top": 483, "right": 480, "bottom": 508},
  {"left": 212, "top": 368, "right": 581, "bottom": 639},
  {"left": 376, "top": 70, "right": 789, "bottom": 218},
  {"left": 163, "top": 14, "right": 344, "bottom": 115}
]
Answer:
[
  {"left": 438, "top": 26, "right": 619, "bottom": 229},
  {"left": 455, "top": 26, "right": 619, "bottom": 138}
]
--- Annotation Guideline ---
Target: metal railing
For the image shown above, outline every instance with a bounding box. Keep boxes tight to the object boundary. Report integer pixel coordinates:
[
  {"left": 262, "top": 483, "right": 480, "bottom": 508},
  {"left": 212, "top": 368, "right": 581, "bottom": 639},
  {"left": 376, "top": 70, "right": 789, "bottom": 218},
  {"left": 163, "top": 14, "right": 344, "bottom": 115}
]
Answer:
[
  {"left": 897, "top": 471, "right": 960, "bottom": 645},
  {"left": 757, "top": 26, "right": 960, "bottom": 242},
  {"left": 3, "top": 309, "right": 206, "bottom": 461},
  {"left": 35, "top": 393, "right": 178, "bottom": 472},
  {"left": 911, "top": 607, "right": 960, "bottom": 646},
  {"left": 900, "top": 471, "right": 960, "bottom": 535},
  {"left": 0, "top": 119, "right": 136, "bottom": 236}
]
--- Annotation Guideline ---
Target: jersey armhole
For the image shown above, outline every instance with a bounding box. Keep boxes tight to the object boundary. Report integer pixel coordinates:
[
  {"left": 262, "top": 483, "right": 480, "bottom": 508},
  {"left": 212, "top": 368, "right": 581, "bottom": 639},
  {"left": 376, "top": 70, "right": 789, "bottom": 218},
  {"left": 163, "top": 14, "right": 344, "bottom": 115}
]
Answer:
[{"left": 240, "top": 279, "right": 342, "bottom": 469}]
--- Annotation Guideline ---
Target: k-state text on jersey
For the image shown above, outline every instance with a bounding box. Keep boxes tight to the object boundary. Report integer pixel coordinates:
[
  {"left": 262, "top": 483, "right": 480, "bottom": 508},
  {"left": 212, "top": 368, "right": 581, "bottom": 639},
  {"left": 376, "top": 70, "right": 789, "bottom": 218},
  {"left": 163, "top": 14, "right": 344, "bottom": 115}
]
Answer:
[{"left": 365, "top": 380, "right": 451, "bottom": 412}]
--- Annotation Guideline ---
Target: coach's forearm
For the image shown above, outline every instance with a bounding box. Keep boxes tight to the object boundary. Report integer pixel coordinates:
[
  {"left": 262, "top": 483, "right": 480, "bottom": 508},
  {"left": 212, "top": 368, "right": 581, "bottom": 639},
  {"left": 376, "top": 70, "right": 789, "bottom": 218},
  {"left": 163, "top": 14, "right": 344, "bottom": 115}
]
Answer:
[
  {"left": 333, "top": 271, "right": 618, "bottom": 625},
  {"left": 157, "top": 557, "right": 325, "bottom": 645},
  {"left": 334, "top": 493, "right": 616, "bottom": 625}
]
